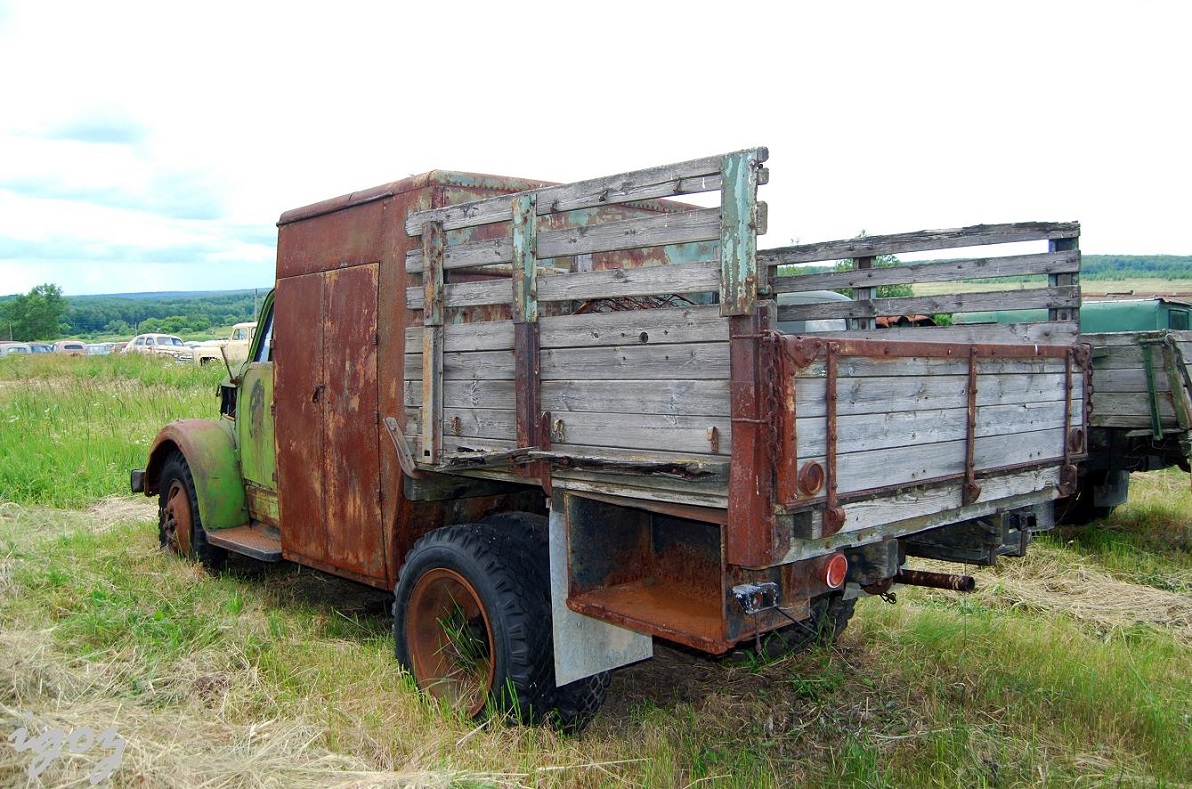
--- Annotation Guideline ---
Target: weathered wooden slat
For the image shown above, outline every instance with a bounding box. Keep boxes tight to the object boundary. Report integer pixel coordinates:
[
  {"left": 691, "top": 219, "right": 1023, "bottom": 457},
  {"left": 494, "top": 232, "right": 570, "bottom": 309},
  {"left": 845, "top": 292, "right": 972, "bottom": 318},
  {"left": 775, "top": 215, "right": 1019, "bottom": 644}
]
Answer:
[
  {"left": 405, "top": 208, "right": 724, "bottom": 273},
  {"left": 405, "top": 349, "right": 516, "bottom": 381},
  {"left": 759, "top": 221, "right": 1080, "bottom": 266},
  {"left": 404, "top": 149, "right": 766, "bottom": 235},
  {"left": 404, "top": 378, "right": 732, "bottom": 417},
  {"left": 770, "top": 250, "right": 1079, "bottom": 293},
  {"left": 537, "top": 262, "right": 721, "bottom": 304},
  {"left": 795, "top": 354, "right": 1073, "bottom": 380},
  {"left": 541, "top": 342, "right": 731, "bottom": 381},
  {"left": 1092, "top": 367, "right": 1172, "bottom": 394},
  {"left": 1086, "top": 345, "right": 1169, "bottom": 369},
  {"left": 1090, "top": 392, "right": 1176, "bottom": 421},
  {"left": 819, "top": 321, "right": 1079, "bottom": 345},
  {"left": 407, "top": 321, "right": 516, "bottom": 355},
  {"left": 797, "top": 401, "right": 1077, "bottom": 457},
  {"left": 798, "top": 427, "right": 1066, "bottom": 496},
  {"left": 1082, "top": 331, "right": 1171, "bottom": 347},
  {"left": 540, "top": 304, "right": 730, "bottom": 349},
  {"left": 547, "top": 411, "right": 732, "bottom": 455},
  {"left": 795, "top": 371, "right": 1083, "bottom": 418},
  {"left": 406, "top": 306, "right": 732, "bottom": 356},
  {"left": 543, "top": 379, "right": 730, "bottom": 417},
  {"left": 408, "top": 341, "right": 733, "bottom": 383},
  {"left": 776, "top": 286, "right": 1079, "bottom": 322},
  {"left": 785, "top": 466, "right": 1062, "bottom": 540},
  {"left": 408, "top": 278, "right": 513, "bottom": 310}
]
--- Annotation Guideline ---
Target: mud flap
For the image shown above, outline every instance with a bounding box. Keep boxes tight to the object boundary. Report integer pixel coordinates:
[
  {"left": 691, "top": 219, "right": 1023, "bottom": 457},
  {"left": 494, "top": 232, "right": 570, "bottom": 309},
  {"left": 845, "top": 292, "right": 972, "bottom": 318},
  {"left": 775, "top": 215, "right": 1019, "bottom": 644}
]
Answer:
[{"left": 549, "top": 500, "right": 652, "bottom": 686}]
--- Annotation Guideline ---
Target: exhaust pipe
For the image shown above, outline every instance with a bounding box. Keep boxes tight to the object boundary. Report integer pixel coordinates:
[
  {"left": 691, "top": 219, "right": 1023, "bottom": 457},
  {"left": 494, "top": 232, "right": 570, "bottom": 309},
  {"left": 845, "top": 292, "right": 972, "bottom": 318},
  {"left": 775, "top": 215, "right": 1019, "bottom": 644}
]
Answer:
[{"left": 894, "top": 569, "right": 976, "bottom": 592}]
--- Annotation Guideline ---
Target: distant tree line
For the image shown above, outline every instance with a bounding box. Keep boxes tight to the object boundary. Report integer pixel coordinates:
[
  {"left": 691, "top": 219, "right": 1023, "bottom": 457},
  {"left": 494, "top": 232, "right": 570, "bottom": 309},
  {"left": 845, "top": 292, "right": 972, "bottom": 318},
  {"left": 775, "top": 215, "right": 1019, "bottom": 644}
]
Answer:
[{"left": 0, "top": 286, "right": 264, "bottom": 341}]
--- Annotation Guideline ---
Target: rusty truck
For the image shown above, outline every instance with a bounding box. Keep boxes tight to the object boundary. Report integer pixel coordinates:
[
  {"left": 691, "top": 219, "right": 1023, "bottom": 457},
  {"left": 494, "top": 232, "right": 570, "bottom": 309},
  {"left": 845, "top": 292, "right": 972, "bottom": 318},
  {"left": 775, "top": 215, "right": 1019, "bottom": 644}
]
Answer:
[{"left": 132, "top": 147, "right": 1088, "bottom": 731}]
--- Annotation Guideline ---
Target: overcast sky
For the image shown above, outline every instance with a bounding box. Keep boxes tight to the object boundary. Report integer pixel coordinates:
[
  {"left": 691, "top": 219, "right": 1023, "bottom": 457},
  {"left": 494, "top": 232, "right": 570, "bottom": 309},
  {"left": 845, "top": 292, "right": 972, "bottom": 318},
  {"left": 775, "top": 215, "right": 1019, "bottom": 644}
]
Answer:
[{"left": 1, "top": 1, "right": 1189, "bottom": 297}]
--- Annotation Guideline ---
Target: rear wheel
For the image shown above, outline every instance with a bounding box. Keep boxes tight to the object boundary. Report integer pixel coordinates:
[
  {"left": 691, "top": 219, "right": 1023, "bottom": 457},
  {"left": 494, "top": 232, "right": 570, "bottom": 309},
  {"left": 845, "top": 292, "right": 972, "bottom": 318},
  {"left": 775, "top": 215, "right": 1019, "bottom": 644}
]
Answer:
[
  {"left": 393, "top": 514, "right": 609, "bottom": 731},
  {"left": 157, "top": 451, "right": 226, "bottom": 570}
]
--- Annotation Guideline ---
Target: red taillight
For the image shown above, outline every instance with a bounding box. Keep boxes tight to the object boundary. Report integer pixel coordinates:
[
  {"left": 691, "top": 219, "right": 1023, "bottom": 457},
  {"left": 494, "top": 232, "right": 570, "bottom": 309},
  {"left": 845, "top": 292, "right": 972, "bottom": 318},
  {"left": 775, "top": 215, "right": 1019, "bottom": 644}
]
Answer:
[{"left": 823, "top": 553, "right": 848, "bottom": 589}]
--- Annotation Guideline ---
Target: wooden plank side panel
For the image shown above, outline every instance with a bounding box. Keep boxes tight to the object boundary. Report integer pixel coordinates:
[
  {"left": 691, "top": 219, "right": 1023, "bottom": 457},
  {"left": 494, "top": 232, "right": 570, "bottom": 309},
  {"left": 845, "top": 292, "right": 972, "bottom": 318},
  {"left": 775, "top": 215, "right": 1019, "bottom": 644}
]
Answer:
[
  {"left": 816, "top": 466, "right": 1061, "bottom": 538},
  {"left": 540, "top": 305, "right": 730, "bottom": 349},
  {"left": 405, "top": 208, "right": 723, "bottom": 272},
  {"left": 403, "top": 150, "right": 760, "bottom": 235},
  {"left": 795, "top": 370, "right": 1084, "bottom": 419},
  {"left": 404, "top": 379, "right": 732, "bottom": 418},
  {"left": 536, "top": 261, "right": 721, "bottom": 304},
  {"left": 820, "top": 321, "right": 1079, "bottom": 345},
  {"left": 759, "top": 221, "right": 1080, "bottom": 266},
  {"left": 541, "top": 341, "right": 731, "bottom": 381},
  {"left": 406, "top": 261, "right": 724, "bottom": 310},
  {"left": 797, "top": 400, "right": 1078, "bottom": 458},
  {"left": 776, "top": 286, "right": 1079, "bottom": 322},
  {"left": 798, "top": 427, "right": 1067, "bottom": 497},
  {"left": 770, "top": 250, "right": 1080, "bottom": 293}
]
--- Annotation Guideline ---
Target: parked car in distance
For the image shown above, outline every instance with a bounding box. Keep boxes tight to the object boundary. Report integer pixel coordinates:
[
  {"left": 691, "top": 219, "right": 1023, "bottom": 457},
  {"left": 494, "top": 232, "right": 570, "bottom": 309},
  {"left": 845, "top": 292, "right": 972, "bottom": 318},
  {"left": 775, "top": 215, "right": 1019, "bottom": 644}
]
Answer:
[
  {"left": 122, "top": 333, "right": 194, "bottom": 363},
  {"left": 0, "top": 341, "right": 32, "bottom": 356},
  {"left": 52, "top": 340, "right": 87, "bottom": 356},
  {"left": 193, "top": 321, "right": 257, "bottom": 367},
  {"left": 28, "top": 343, "right": 53, "bottom": 353},
  {"left": 85, "top": 343, "right": 114, "bottom": 355}
]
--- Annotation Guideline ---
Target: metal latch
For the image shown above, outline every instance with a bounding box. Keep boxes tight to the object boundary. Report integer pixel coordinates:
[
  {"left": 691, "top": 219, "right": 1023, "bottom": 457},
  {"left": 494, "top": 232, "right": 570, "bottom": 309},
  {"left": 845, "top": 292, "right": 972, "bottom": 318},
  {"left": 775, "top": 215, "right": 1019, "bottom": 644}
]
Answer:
[{"left": 731, "top": 582, "right": 780, "bottom": 615}]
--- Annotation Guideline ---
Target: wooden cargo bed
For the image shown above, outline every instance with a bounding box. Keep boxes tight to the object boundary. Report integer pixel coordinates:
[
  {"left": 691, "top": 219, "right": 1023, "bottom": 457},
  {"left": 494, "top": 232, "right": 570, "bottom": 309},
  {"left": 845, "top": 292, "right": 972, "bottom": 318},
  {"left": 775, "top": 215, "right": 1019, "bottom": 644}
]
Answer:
[{"left": 399, "top": 147, "right": 1086, "bottom": 568}]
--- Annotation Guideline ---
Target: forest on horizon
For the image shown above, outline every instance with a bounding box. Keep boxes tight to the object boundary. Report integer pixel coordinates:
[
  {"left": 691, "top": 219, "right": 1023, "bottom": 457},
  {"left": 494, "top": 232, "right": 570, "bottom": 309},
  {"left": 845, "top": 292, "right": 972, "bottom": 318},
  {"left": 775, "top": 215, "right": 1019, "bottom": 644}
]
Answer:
[{"left": 3, "top": 254, "right": 1191, "bottom": 341}]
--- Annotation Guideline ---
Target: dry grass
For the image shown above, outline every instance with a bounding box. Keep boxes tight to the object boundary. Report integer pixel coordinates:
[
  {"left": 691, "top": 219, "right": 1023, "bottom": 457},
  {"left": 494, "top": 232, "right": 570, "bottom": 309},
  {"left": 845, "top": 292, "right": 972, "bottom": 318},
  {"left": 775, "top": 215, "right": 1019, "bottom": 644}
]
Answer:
[{"left": 1, "top": 494, "right": 1189, "bottom": 785}]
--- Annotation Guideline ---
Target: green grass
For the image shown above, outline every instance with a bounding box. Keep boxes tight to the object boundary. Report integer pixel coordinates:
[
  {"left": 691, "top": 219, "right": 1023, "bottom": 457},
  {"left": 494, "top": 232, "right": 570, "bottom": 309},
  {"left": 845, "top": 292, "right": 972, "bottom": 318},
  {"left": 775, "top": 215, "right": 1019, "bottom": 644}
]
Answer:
[
  {"left": 0, "top": 354, "right": 223, "bottom": 507},
  {"left": 1, "top": 359, "right": 1189, "bottom": 786}
]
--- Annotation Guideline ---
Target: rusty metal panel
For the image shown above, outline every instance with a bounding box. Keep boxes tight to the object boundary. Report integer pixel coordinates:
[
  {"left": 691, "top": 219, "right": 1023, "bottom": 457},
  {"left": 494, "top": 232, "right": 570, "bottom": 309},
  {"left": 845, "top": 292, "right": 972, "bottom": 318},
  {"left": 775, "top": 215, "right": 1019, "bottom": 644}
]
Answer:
[
  {"left": 323, "top": 263, "right": 384, "bottom": 579},
  {"left": 275, "top": 272, "right": 326, "bottom": 560},
  {"left": 725, "top": 311, "right": 775, "bottom": 567}
]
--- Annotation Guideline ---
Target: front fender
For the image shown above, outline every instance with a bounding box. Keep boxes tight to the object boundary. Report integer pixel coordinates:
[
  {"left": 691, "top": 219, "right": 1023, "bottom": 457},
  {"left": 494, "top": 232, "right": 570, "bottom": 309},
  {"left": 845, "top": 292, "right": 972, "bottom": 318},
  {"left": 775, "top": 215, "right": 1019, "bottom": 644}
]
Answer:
[{"left": 143, "top": 419, "right": 249, "bottom": 531}]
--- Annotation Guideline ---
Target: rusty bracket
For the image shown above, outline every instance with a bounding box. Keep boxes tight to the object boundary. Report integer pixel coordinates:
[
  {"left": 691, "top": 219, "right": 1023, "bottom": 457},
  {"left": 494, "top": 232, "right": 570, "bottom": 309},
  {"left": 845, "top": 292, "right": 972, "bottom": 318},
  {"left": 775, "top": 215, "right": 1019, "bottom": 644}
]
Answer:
[
  {"left": 823, "top": 342, "right": 846, "bottom": 536},
  {"left": 383, "top": 416, "right": 424, "bottom": 479},
  {"left": 782, "top": 336, "right": 825, "bottom": 369},
  {"left": 963, "top": 347, "right": 981, "bottom": 506}
]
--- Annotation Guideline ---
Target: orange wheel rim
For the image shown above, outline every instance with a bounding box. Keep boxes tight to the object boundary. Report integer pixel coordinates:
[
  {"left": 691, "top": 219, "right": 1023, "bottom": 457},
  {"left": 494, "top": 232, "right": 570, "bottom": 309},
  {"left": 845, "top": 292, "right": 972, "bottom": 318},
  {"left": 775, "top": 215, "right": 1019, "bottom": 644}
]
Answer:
[
  {"left": 405, "top": 568, "right": 495, "bottom": 716},
  {"left": 163, "top": 480, "right": 193, "bottom": 556}
]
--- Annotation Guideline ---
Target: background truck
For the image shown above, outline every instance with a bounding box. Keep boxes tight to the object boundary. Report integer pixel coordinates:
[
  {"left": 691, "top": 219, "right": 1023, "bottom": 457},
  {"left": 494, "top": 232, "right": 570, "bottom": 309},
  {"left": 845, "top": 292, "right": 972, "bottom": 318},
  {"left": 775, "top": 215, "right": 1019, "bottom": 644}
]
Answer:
[
  {"left": 961, "top": 298, "right": 1192, "bottom": 522},
  {"left": 133, "top": 148, "right": 1088, "bottom": 730},
  {"left": 193, "top": 321, "right": 257, "bottom": 367}
]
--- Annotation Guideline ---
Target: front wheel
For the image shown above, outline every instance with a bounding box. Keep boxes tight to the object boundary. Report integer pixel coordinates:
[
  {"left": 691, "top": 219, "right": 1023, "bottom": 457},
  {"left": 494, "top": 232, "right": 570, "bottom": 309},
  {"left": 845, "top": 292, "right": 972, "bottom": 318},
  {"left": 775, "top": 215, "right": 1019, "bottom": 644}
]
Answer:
[{"left": 157, "top": 450, "right": 226, "bottom": 570}]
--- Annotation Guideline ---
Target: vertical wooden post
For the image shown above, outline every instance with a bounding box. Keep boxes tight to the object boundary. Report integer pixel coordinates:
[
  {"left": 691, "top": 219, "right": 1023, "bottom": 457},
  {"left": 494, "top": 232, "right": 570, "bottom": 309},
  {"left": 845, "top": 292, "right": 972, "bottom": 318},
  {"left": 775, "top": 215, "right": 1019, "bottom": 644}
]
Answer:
[
  {"left": 719, "top": 148, "right": 767, "bottom": 317},
  {"left": 852, "top": 256, "right": 876, "bottom": 330},
  {"left": 420, "top": 222, "right": 445, "bottom": 464},
  {"left": 511, "top": 194, "right": 541, "bottom": 454},
  {"left": 1049, "top": 234, "right": 1080, "bottom": 326}
]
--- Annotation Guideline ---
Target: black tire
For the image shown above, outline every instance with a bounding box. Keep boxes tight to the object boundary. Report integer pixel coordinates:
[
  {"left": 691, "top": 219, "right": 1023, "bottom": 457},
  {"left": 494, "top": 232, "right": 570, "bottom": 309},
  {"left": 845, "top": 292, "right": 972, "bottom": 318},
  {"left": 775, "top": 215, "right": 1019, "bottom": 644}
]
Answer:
[
  {"left": 549, "top": 671, "right": 611, "bottom": 735},
  {"left": 755, "top": 593, "right": 856, "bottom": 659},
  {"left": 478, "top": 512, "right": 610, "bottom": 734},
  {"left": 157, "top": 450, "right": 227, "bottom": 570},
  {"left": 393, "top": 513, "right": 609, "bottom": 732},
  {"left": 1056, "top": 470, "right": 1117, "bottom": 526}
]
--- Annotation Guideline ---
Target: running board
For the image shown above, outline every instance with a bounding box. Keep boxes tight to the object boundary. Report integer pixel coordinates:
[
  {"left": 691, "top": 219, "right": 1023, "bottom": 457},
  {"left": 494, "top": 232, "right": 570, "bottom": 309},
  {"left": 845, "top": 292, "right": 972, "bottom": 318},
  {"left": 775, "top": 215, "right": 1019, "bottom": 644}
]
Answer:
[{"left": 206, "top": 523, "right": 283, "bottom": 562}]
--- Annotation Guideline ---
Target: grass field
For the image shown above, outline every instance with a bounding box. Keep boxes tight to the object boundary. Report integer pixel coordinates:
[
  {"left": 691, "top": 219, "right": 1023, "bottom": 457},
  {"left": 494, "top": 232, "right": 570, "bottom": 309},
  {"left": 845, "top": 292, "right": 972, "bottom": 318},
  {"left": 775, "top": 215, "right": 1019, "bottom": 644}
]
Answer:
[{"left": 1, "top": 356, "right": 1189, "bottom": 786}]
